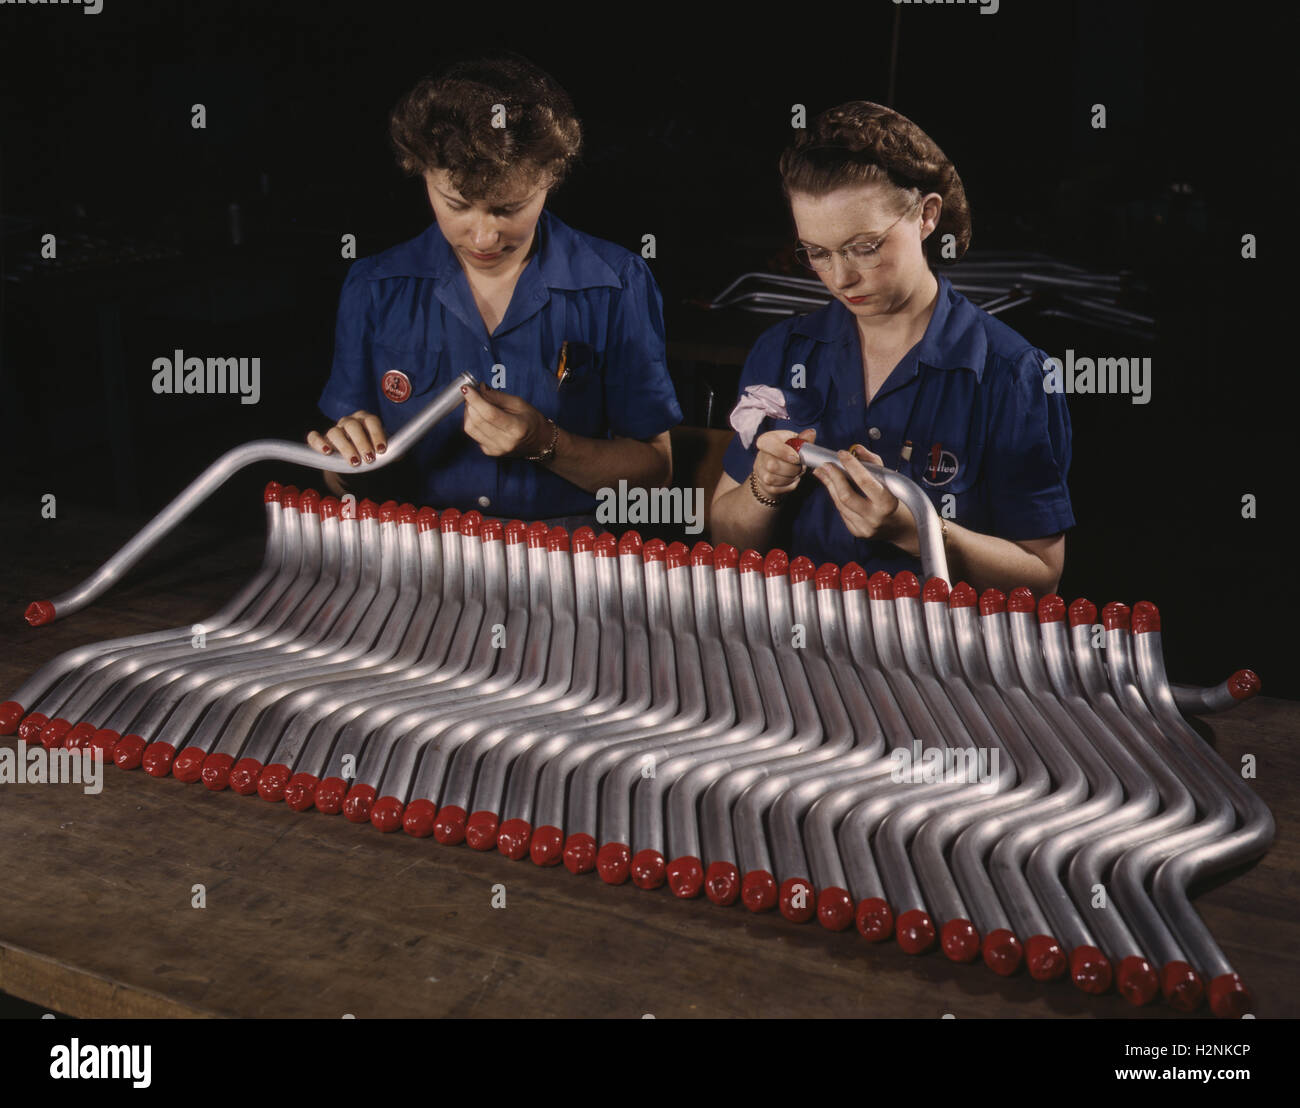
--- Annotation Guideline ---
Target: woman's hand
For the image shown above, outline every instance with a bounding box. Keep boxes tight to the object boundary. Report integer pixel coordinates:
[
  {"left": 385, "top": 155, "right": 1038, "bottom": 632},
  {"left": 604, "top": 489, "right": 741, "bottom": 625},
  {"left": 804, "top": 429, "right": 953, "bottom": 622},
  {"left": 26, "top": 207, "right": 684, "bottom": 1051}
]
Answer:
[
  {"left": 752, "top": 428, "right": 816, "bottom": 501},
  {"left": 462, "top": 382, "right": 552, "bottom": 458},
  {"left": 812, "top": 445, "right": 915, "bottom": 544},
  {"left": 306, "top": 410, "right": 388, "bottom": 466}
]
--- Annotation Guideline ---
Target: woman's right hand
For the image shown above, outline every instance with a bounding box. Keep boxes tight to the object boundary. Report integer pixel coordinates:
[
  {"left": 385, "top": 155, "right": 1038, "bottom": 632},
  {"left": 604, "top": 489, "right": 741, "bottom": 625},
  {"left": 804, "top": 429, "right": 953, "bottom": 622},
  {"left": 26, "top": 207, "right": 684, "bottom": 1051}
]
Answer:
[
  {"left": 306, "top": 410, "right": 389, "bottom": 466},
  {"left": 752, "top": 427, "right": 816, "bottom": 501}
]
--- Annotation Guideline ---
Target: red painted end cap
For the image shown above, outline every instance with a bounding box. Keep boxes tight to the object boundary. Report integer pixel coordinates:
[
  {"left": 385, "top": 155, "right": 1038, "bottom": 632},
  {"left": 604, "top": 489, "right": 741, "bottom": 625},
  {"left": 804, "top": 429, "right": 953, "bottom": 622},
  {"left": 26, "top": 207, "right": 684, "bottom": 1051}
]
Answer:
[
  {"left": 433, "top": 805, "right": 468, "bottom": 845},
  {"left": 867, "top": 571, "right": 893, "bottom": 601},
  {"left": 1069, "top": 944, "right": 1113, "bottom": 994},
  {"left": 0, "top": 701, "right": 24, "bottom": 735},
  {"left": 284, "top": 773, "right": 320, "bottom": 812},
  {"left": 691, "top": 542, "right": 714, "bottom": 567},
  {"left": 631, "top": 849, "right": 667, "bottom": 890},
  {"left": 17, "top": 712, "right": 49, "bottom": 742},
  {"left": 763, "top": 549, "right": 789, "bottom": 579},
  {"left": 141, "top": 741, "right": 176, "bottom": 777},
  {"left": 596, "top": 841, "right": 631, "bottom": 885},
  {"left": 1161, "top": 961, "right": 1204, "bottom": 1012},
  {"left": 440, "top": 508, "right": 463, "bottom": 534},
  {"left": 25, "top": 601, "right": 56, "bottom": 626},
  {"left": 1131, "top": 600, "right": 1161, "bottom": 634},
  {"left": 704, "top": 861, "right": 740, "bottom": 906},
  {"left": 370, "top": 796, "right": 404, "bottom": 833},
  {"left": 459, "top": 510, "right": 483, "bottom": 537},
  {"left": 855, "top": 897, "right": 894, "bottom": 942},
  {"left": 666, "top": 856, "right": 704, "bottom": 898},
  {"left": 417, "top": 507, "right": 440, "bottom": 533},
  {"left": 1038, "top": 594, "right": 1066, "bottom": 623},
  {"left": 979, "top": 589, "right": 1007, "bottom": 616},
  {"left": 665, "top": 540, "right": 691, "bottom": 569},
  {"left": 940, "top": 918, "right": 980, "bottom": 963},
  {"left": 112, "top": 734, "right": 146, "bottom": 770},
  {"left": 1025, "top": 935, "right": 1067, "bottom": 981},
  {"left": 229, "top": 757, "right": 264, "bottom": 796},
  {"left": 779, "top": 877, "right": 815, "bottom": 923},
  {"left": 739, "top": 549, "right": 764, "bottom": 574},
  {"left": 498, "top": 817, "right": 534, "bottom": 860},
  {"left": 171, "top": 746, "right": 206, "bottom": 783},
  {"left": 922, "top": 577, "right": 949, "bottom": 604},
  {"left": 402, "top": 798, "right": 438, "bottom": 838},
  {"left": 263, "top": 480, "right": 283, "bottom": 503},
  {"left": 1069, "top": 598, "right": 1097, "bottom": 628},
  {"left": 741, "top": 869, "right": 777, "bottom": 912},
  {"left": 479, "top": 518, "right": 503, "bottom": 543},
  {"left": 314, "top": 776, "right": 348, "bottom": 814},
  {"left": 546, "top": 526, "right": 570, "bottom": 553},
  {"left": 1229, "top": 669, "right": 1261, "bottom": 700},
  {"left": 1116, "top": 956, "right": 1159, "bottom": 1007},
  {"left": 397, "top": 503, "right": 418, "bottom": 526},
  {"left": 593, "top": 532, "right": 618, "bottom": 558},
  {"left": 713, "top": 543, "right": 739, "bottom": 570},
  {"left": 571, "top": 526, "right": 596, "bottom": 553},
  {"left": 200, "top": 752, "right": 235, "bottom": 791},
  {"left": 529, "top": 825, "right": 565, "bottom": 866},
  {"left": 892, "top": 571, "right": 921, "bottom": 600},
  {"left": 257, "top": 763, "right": 291, "bottom": 802},
  {"left": 1208, "top": 973, "right": 1252, "bottom": 1019},
  {"left": 467, "top": 810, "right": 503, "bottom": 851},
  {"left": 319, "top": 496, "right": 341, "bottom": 520},
  {"left": 982, "top": 929, "right": 1022, "bottom": 976},
  {"left": 298, "top": 489, "right": 321, "bottom": 515},
  {"left": 1102, "top": 601, "right": 1130, "bottom": 631},
  {"left": 816, "top": 887, "right": 854, "bottom": 931},
  {"left": 279, "top": 485, "right": 300, "bottom": 509},
  {"left": 643, "top": 538, "right": 668, "bottom": 563},
  {"left": 563, "top": 832, "right": 598, "bottom": 875},
  {"left": 524, "top": 519, "right": 549, "bottom": 547},
  {"left": 503, "top": 519, "right": 527, "bottom": 544},
  {"left": 895, "top": 908, "right": 935, "bottom": 954},
  {"left": 815, "top": 563, "right": 840, "bottom": 591},
  {"left": 617, "top": 530, "right": 643, "bottom": 556},
  {"left": 841, "top": 562, "right": 867, "bottom": 591},
  {"left": 1008, "top": 587, "right": 1035, "bottom": 613},
  {"left": 948, "top": 582, "right": 977, "bottom": 609},
  {"left": 357, "top": 498, "right": 379, "bottom": 521},
  {"left": 788, "top": 556, "right": 816, "bottom": 585}
]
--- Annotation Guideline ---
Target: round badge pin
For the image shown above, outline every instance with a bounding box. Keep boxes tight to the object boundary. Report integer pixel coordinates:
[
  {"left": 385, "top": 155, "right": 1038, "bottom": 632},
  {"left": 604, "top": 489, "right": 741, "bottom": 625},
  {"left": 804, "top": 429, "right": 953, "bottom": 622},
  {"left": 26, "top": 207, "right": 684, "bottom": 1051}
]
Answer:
[{"left": 381, "top": 370, "right": 412, "bottom": 404}]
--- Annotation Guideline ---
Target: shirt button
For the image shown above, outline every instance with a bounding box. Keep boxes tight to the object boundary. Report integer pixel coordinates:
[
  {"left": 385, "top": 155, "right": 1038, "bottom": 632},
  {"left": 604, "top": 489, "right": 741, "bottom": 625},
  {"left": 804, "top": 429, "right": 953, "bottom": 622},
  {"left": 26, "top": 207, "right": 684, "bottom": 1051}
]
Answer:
[
  {"left": 477, "top": 496, "right": 491, "bottom": 509},
  {"left": 867, "top": 427, "right": 882, "bottom": 441}
]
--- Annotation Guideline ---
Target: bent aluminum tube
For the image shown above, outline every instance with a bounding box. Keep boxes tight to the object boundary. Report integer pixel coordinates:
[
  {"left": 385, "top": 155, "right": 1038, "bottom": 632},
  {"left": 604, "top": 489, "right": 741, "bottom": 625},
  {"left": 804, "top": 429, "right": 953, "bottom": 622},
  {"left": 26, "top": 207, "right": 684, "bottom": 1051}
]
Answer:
[
  {"left": 40, "top": 493, "right": 324, "bottom": 733},
  {"left": 1133, "top": 605, "right": 1274, "bottom": 1016},
  {"left": 15, "top": 496, "right": 302, "bottom": 733},
  {"left": 1170, "top": 673, "right": 1260, "bottom": 715},
  {"left": 2, "top": 489, "right": 288, "bottom": 733},
  {"left": 790, "top": 441, "right": 949, "bottom": 585},
  {"left": 29, "top": 371, "right": 476, "bottom": 622}
]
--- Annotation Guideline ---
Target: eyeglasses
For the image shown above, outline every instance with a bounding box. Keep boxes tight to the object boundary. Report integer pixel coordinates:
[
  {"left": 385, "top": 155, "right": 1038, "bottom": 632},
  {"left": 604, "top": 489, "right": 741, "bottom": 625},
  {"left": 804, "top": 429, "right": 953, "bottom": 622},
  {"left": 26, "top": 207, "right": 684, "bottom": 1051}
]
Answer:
[{"left": 793, "top": 206, "right": 916, "bottom": 272}]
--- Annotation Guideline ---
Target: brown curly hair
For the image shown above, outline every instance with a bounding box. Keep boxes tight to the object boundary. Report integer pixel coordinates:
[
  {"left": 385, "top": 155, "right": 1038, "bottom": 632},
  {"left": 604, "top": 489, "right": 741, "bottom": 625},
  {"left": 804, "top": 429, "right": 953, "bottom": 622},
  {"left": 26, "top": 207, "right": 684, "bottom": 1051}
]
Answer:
[
  {"left": 779, "top": 101, "right": 972, "bottom": 263},
  {"left": 389, "top": 54, "right": 582, "bottom": 201}
]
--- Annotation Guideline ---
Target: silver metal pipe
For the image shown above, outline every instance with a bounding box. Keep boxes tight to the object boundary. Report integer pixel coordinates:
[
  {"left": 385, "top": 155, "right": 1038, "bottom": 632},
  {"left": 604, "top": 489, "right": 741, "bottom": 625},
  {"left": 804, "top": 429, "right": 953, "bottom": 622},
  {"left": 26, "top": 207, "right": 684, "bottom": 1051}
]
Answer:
[
  {"left": 1170, "top": 673, "right": 1261, "bottom": 715},
  {"left": 791, "top": 441, "right": 949, "bottom": 585},
  {"left": 27, "top": 372, "right": 476, "bottom": 623}
]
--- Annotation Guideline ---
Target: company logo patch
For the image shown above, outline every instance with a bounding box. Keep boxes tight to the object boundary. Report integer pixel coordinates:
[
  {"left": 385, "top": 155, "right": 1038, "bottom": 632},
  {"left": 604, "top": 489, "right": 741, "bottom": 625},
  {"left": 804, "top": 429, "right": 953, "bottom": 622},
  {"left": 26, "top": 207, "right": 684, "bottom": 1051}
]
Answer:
[
  {"left": 922, "top": 443, "right": 959, "bottom": 487},
  {"left": 381, "top": 370, "right": 412, "bottom": 404}
]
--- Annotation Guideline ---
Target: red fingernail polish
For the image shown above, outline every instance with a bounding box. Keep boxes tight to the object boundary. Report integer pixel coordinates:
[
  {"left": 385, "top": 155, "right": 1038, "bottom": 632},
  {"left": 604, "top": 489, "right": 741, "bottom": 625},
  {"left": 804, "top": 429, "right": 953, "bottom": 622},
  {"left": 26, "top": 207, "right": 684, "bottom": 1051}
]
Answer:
[
  {"left": 461, "top": 386, "right": 468, "bottom": 394},
  {"left": 350, "top": 456, "right": 360, "bottom": 466},
  {"left": 365, "top": 452, "right": 374, "bottom": 463},
  {"left": 322, "top": 445, "right": 332, "bottom": 454},
  {"left": 376, "top": 443, "right": 386, "bottom": 454}
]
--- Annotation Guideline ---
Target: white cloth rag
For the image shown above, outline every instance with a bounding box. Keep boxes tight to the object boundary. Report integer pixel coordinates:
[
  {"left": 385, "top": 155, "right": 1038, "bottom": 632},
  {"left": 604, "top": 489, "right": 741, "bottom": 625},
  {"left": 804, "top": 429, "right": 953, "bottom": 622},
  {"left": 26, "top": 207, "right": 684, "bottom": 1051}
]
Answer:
[{"left": 729, "top": 385, "right": 789, "bottom": 449}]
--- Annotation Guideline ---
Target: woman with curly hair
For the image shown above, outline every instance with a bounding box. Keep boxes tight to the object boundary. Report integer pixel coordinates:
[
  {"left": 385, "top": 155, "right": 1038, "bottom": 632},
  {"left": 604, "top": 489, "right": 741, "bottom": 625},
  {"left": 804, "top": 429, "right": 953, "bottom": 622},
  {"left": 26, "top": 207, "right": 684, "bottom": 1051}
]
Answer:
[{"left": 308, "top": 54, "right": 680, "bottom": 522}]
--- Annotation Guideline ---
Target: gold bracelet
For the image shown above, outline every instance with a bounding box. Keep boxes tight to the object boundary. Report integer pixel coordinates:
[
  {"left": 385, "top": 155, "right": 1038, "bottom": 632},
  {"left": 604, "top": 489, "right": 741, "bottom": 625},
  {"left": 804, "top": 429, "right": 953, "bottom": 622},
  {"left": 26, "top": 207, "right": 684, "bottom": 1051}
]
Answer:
[
  {"left": 749, "top": 471, "right": 783, "bottom": 509},
  {"left": 526, "top": 419, "right": 559, "bottom": 464},
  {"left": 941, "top": 518, "right": 949, "bottom": 544}
]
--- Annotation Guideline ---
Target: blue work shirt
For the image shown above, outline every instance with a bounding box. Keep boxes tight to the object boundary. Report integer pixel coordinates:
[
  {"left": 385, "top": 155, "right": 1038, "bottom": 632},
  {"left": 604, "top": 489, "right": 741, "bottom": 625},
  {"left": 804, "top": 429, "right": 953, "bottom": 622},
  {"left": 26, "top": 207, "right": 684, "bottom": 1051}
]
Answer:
[
  {"left": 722, "top": 273, "right": 1074, "bottom": 576},
  {"left": 319, "top": 209, "right": 682, "bottom": 519}
]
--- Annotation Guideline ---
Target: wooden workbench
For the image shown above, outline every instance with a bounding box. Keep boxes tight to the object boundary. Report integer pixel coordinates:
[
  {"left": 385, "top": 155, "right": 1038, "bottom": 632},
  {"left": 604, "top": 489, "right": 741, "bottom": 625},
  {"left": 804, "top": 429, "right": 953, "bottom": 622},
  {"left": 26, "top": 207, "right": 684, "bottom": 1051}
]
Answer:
[{"left": 1, "top": 491, "right": 1296, "bottom": 1019}]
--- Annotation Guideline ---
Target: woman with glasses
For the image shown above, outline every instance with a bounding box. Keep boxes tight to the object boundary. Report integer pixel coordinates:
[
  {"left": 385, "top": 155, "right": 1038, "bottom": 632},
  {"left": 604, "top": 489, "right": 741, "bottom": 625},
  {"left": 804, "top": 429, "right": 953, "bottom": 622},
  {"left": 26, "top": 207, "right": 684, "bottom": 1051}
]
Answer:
[
  {"left": 307, "top": 55, "right": 680, "bottom": 524},
  {"left": 710, "top": 101, "right": 1073, "bottom": 594}
]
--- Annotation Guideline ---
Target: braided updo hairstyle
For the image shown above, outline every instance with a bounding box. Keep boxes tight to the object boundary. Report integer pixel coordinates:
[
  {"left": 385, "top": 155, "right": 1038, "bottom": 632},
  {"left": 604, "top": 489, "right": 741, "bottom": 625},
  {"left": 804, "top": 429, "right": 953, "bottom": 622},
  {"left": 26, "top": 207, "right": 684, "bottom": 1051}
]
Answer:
[{"left": 779, "top": 101, "right": 971, "bottom": 263}]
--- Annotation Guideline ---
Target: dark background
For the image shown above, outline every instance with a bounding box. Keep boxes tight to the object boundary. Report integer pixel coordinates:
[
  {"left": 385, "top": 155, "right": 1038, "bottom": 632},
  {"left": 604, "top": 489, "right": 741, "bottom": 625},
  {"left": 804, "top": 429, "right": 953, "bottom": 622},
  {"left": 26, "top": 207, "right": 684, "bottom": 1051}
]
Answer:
[{"left": 1, "top": 1, "right": 1292, "bottom": 695}]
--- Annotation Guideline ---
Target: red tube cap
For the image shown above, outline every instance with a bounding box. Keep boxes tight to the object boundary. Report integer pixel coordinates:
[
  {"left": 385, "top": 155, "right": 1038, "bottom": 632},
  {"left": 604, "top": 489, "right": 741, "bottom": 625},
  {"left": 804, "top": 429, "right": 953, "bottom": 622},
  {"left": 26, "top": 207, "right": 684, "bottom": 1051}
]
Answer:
[
  {"left": 1131, "top": 600, "right": 1160, "bottom": 634},
  {"left": 739, "top": 549, "right": 764, "bottom": 574},
  {"left": 1102, "top": 601, "right": 1130, "bottom": 631},
  {"left": 617, "top": 530, "right": 642, "bottom": 555},
  {"left": 713, "top": 543, "right": 739, "bottom": 570},
  {"left": 1007, "top": 586, "right": 1036, "bottom": 613},
  {"left": 922, "top": 577, "right": 949, "bottom": 604},
  {"left": 1208, "top": 972, "right": 1252, "bottom": 1019},
  {"left": 816, "top": 887, "right": 854, "bottom": 931},
  {"left": 529, "top": 825, "right": 565, "bottom": 866},
  {"left": 284, "top": 772, "right": 319, "bottom": 812},
  {"left": 341, "top": 783, "right": 376, "bottom": 822},
  {"left": 1161, "top": 961, "right": 1204, "bottom": 1012},
  {"left": 1069, "top": 944, "right": 1113, "bottom": 994},
  {"left": 940, "top": 918, "right": 980, "bottom": 963},
  {"left": 571, "top": 526, "right": 596, "bottom": 553},
  {"left": 631, "top": 849, "right": 667, "bottom": 890},
  {"left": 892, "top": 571, "right": 920, "bottom": 600},
  {"left": 0, "top": 701, "right": 24, "bottom": 735},
  {"left": 563, "top": 832, "right": 598, "bottom": 875},
  {"left": 691, "top": 542, "right": 714, "bottom": 567},
  {"left": 1116, "top": 956, "right": 1159, "bottom": 1007},
  {"left": 200, "top": 752, "right": 235, "bottom": 791},
  {"left": 1038, "top": 594, "right": 1066, "bottom": 623},
  {"left": 1068, "top": 597, "right": 1096, "bottom": 627},
  {"left": 741, "top": 869, "right": 777, "bottom": 912},
  {"left": 440, "top": 508, "right": 463, "bottom": 534},
  {"left": 982, "top": 929, "right": 1022, "bottom": 976},
  {"left": 112, "top": 734, "right": 146, "bottom": 770},
  {"left": 895, "top": 908, "right": 935, "bottom": 954},
  {"left": 867, "top": 571, "right": 893, "bottom": 601},
  {"left": 141, "top": 741, "right": 176, "bottom": 778},
  {"left": 704, "top": 861, "right": 740, "bottom": 906},
  {"left": 257, "top": 763, "right": 291, "bottom": 802},
  {"left": 763, "top": 549, "right": 789, "bottom": 578},
  {"left": 433, "top": 805, "right": 467, "bottom": 845},
  {"left": 841, "top": 562, "right": 867, "bottom": 591},
  {"left": 313, "top": 776, "right": 348, "bottom": 814},
  {"left": 370, "top": 796, "right": 404, "bottom": 833},
  {"left": 855, "top": 897, "right": 894, "bottom": 942},
  {"left": 503, "top": 519, "right": 526, "bottom": 544},
  {"left": 1025, "top": 935, "right": 1067, "bottom": 980},
  {"left": 596, "top": 842, "right": 631, "bottom": 885},
  {"left": 171, "top": 746, "right": 207, "bottom": 783},
  {"left": 229, "top": 757, "right": 264, "bottom": 796},
  {"left": 17, "top": 712, "right": 50, "bottom": 743},
  {"left": 979, "top": 589, "right": 1006, "bottom": 616},
  {"left": 788, "top": 557, "right": 816, "bottom": 585},
  {"left": 263, "top": 480, "right": 282, "bottom": 503},
  {"left": 402, "top": 798, "right": 437, "bottom": 838},
  {"left": 779, "top": 877, "right": 815, "bottom": 923},
  {"left": 666, "top": 856, "right": 704, "bottom": 898},
  {"left": 1229, "top": 669, "right": 1261, "bottom": 700},
  {"left": 25, "top": 601, "right": 55, "bottom": 627},
  {"left": 524, "top": 520, "right": 548, "bottom": 547},
  {"left": 815, "top": 563, "right": 841, "bottom": 591},
  {"left": 300, "top": 489, "right": 322, "bottom": 515},
  {"left": 467, "top": 810, "right": 501, "bottom": 851},
  {"left": 497, "top": 818, "right": 533, "bottom": 860}
]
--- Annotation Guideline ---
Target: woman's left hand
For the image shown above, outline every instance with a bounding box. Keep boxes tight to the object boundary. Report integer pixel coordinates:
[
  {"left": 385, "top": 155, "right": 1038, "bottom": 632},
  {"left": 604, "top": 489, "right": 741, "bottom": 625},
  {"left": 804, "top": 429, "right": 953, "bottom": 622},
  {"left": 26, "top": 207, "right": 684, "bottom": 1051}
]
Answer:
[
  {"left": 462, "top": 382, "right": 552, "bottom": 458},
  {"left": 813, "top": 445, "right": 914, "bottom": 544}
]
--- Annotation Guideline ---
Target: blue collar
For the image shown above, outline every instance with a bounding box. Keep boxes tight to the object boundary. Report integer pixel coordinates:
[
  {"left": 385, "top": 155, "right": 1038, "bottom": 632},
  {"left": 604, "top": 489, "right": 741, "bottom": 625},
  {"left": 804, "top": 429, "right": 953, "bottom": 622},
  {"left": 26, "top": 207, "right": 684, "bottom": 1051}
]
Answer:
[
  {"left": 368, "top": 208, "right": 622, "bottom": 292},
  {"left": 791, "top": 273, "right": 989, "bottom": 382}
]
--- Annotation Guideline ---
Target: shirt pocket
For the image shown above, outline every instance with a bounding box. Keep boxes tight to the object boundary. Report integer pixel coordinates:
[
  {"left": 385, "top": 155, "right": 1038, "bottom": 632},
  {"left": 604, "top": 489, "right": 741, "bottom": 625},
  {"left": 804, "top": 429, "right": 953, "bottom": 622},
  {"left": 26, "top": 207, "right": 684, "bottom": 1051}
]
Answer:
[{"left": 372, "top": 327, "right": 448, "bottom": 434}]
